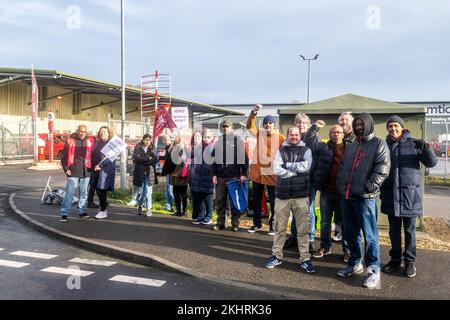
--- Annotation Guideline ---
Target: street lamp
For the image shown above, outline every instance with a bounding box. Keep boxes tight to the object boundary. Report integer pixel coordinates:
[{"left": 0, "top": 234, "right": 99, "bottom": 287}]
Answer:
[
  {"left": 120, "top": 0, "right": 127, "bottom": 189},
  {"left": 299, "top": 54, "right": 319, "bottom": 104}
]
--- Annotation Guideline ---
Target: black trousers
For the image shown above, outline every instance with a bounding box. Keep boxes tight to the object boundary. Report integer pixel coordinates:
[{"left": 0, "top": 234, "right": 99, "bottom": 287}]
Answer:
[
  {"left": 87, "top": 183, "right": 96, "bottom": 204},
  {"left": 252, "top": 181, "right": 275, "bottom": 229},
  {"left": 173, "top": 185, "right": 188, "bottom": 215},
  {"left": 387, "top": 215, "right": 417, "bottom": 264},
  {"left": 215, "top": 177, "right": 241, "bottom": 228},
  {"left": 96, "top": 189, "right": 108, "bottom": 211}
]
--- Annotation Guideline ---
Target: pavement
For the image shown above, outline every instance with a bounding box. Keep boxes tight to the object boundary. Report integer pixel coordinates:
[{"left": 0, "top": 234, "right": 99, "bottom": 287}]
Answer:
[{"left": 7, "top": 189, "right": 450, "bottom": 300}]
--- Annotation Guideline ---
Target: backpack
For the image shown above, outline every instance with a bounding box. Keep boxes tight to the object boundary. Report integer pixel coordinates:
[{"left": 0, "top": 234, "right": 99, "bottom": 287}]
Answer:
[{"left": 42, "top": 189, "right": 79, "bottom": 206}]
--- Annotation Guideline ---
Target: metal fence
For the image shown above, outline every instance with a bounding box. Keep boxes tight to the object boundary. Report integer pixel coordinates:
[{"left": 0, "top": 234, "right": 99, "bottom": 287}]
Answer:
[{"left": 0, "top": 120, "right": 34, "bottom": 162}]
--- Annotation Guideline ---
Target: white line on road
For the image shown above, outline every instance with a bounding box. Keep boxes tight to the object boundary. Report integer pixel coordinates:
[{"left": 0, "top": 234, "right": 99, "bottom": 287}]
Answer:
[
  {"left": 0, "top": 248, "right": 4, "bottom": 251},
  {"left": 10, "top": 251, "right": 58, "bottom": 260},
  {"left": 69, "top": 258, "right": 117, "bottom": 267},
  {"left": 0, "top": 259, "right": 30, "bottom": 268},
  {"left": 41, "top": 267, "right": 94, "bottom": 277},
  {"left": 109, "top": 275, "right": 166, "bottom": 287},
  {"left": 0, "top": 213, "right": 5, "bottom": 216}
]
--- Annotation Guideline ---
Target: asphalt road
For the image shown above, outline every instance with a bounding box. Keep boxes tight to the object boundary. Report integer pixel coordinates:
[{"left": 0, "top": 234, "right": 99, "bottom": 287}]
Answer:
[{"left": 0, "top": 194, "right": 280, "bottom": 300}]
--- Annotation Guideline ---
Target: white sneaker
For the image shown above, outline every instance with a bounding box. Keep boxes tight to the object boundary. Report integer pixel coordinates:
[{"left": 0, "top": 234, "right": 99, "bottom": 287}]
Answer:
[
  {"left": 127, "top": 200, "right": 137, "bottom": 206},
  {"left": 363, "top": 266, "right": 381, "bottom": 289},
  {"left": 95, "top": 211, "right": 108, "bottom": 219},
  {"left": 145, "top": 211, "right": 153, "bottom": 217}
]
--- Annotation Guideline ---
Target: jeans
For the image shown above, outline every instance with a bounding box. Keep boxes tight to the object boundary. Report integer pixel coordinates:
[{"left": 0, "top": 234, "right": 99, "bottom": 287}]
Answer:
[
  {"left": 165, "top": 175, "right": 174, "bottom": 210},
  {"left": 252, "top": 181, "right": 276, "bottom": 229},
  {"left": 60, "top": 177, "right": 90, "bottom": 216},
  {"left": 319, "top": 192, "right": 349, "bottom": 252},
  {"left": 192, "top": 192, "right": 213, "bottom": 222},
  {"left": 137, "top": 176, "right": 153, "bottom": 209},
  {"left": 291, "top": 187, "right": 316, "bottom": 241},
  {"left": 387, "top": 215, "right": 417, "bottom": 264},
  {"left": 343, "top": 198, "right": 380, "bottom": 271}
]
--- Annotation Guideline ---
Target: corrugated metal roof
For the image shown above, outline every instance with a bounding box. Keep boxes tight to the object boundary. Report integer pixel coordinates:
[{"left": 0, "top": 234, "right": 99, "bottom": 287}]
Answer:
[{"left": 0, "top": 67, "right": 245, "bottom": 116}]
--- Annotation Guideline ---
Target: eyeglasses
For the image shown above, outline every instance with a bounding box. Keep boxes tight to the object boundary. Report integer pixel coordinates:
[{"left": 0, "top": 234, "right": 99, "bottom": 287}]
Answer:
[{"left": 330, "top": 131, "right": 344, "bottom": 135}]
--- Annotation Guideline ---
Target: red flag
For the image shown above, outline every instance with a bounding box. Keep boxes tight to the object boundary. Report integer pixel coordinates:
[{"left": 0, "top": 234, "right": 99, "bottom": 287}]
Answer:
[{"left": 153, "top": 104, "right": 177, "bottom": 140}]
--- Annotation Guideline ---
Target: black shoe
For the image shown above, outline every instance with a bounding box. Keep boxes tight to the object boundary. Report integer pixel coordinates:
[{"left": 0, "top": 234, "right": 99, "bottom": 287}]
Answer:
[
  {"left": 78, "top": 213, "right": 90, "bottom": 219},
  {"left": 382, "top": 260, "right": 401, "bottom": 274},
  {"left": 283, "top": 236, "right": 298, "bottom": 250},
  {"left": 87, "top": 202, "right": 99, "bottom": 209},
  {"left": 60, "top": 216, "right": 68, "bottom": 222},
  {"left": 404, "top": 262, "right": 416, "bottom": 278}
]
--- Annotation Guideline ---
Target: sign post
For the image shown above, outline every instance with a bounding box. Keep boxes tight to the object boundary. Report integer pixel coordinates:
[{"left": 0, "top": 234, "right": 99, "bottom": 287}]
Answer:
[{"left": 48, "top": 112, "right": 55, "bottom": 162}]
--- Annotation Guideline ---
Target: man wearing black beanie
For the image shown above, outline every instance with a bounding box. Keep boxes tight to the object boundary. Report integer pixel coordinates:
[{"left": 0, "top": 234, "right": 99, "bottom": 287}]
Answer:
[{"left": 380, "top": 115, "right": 437, "bottom": 278}]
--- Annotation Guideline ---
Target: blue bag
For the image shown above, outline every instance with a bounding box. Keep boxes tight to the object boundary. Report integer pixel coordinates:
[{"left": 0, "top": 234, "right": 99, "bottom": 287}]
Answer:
[{"left": 226, "top": 180, "right": 249, "bottom": 213}]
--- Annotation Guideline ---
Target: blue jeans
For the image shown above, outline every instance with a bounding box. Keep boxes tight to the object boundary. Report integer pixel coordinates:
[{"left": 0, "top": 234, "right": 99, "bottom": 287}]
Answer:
[
  {"left": 165, "top": 175, "right": 174, "bottom": 210},
  {"left": 192, "top": 192, "right": 213, "bottom": 222},
  {"left": 291, "top": 187, "right": 316, "bottom": 241},
  {"left": 60, "top": 177, "right": 90, "bottom": 216},
  {"left": 343, "top": 198, "right": 380, "bottom": 271},
  {"left": 137, "top": 176, "right": 153, "bottom": 209}
]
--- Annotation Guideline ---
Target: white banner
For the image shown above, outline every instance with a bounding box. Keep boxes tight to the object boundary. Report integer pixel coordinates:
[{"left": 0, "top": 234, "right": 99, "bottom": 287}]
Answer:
[
  {"left": 171, "top": 107, "right": 190, "bottom": 130},
  {"left": 100, "top": 136, "right": 127, "bottom": 161}
]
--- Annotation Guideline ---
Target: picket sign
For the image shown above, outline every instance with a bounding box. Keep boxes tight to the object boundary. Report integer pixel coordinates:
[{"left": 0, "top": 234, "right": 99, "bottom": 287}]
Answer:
[
  {"left": 98, "top": 136, "right": 128, "bottom": 165},
  {"left": 41, "top": 176, "right": 53, "bottom": 202}
]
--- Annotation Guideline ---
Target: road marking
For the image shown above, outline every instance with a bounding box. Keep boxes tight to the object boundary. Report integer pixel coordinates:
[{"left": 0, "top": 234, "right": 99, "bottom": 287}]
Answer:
[
  {"left": 0, "top": 193, "right": 8, "bottom": 196},
  {"left": 69, "top": 258, "right": 117, "bottom": 267},
  {"left": 0, "top": 248, "right": 4, "bottom": 251},
  {"left": 10, "top": 251, "right": 58, "bottom": 260},
  {"left": 0, "top": 259, "right": 30, "bottom": 268},
  {"left": 0, "top": 213, "right": 5, "bottom": 216},
  {"left": 109, "top": 275, "right": 166, "bottom": 287},
  {"left": 41, "top": 267, "right": 94, "bottom": 277}
]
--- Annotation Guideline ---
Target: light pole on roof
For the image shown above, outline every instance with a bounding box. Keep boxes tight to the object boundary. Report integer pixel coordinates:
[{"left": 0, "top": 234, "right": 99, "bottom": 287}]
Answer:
[{"left": 299, "top": 54, "right": 319, "bottom": 104}]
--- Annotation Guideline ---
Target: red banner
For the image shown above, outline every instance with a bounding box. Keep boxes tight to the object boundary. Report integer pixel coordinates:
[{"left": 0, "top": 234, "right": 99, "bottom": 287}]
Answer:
[{"left": 153, "top": 104, "right": 177, "bottom": 140}]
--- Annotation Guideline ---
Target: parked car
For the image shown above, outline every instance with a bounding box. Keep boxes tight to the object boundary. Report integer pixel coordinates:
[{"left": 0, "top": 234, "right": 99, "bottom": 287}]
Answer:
[
  {"left": 37, "top": 133, "right": 70, "bottom": 159},
  {"left": 437, "top": 143, "right": 450, "bottom": 157}
]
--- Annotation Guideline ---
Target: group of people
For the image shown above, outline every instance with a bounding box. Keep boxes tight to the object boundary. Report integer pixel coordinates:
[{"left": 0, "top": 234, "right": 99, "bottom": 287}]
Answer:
[{"left": 58, "top": 104, "right": 437, "bottom": 290}]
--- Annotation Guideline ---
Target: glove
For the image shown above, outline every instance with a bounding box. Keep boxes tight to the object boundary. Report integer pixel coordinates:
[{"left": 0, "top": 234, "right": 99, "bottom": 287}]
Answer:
[{"left": 414, "top": 139, "right": 428, "bottom": 151}]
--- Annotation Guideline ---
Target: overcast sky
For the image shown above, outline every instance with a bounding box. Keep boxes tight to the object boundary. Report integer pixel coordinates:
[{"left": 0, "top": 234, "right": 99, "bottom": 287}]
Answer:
[{"left": 1, "top": 0, "right": 449, "bottom": 104}]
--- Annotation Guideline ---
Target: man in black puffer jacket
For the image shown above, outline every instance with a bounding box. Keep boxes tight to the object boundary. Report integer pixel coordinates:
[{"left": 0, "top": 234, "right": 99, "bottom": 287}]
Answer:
[
  {"left": 380, "top": 115, "right": 437, "bottom": 278},
  {"left": 311, "top": 125, "right": 351, "bottom": 262},
  {"left": 336, "top": 113, "right": 390, "bottom": 290}
]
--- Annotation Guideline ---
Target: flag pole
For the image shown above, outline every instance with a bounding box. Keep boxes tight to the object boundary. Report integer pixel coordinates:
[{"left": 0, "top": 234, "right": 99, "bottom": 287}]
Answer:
[{"left": 31, "top": 65, "right": 38, "bottom": 162}]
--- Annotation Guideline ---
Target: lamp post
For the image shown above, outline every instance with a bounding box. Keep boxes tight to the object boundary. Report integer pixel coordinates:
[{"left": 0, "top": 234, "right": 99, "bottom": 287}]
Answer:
[
  {"left": 299, "top": 54, "right": 319, "bottom": 104},
  {"left": 120, "top": 0, "right": 127, "bottom": 189}
]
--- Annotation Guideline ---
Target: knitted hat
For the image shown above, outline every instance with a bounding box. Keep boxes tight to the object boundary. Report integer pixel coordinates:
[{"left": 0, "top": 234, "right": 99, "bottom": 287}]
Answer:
[
  {"left": 386, "top": 115, "right": 405, "bottom": 128},
  {"left": 263, "top": 115, "right": 276, "bottom": 125}
]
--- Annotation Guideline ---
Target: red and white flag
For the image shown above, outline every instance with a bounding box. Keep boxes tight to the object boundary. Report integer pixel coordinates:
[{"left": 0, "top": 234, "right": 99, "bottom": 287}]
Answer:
[
  {"left": 31, "top": 66, "right": 38, "bottom": 119},
  {"left": 153, "top": 104, "right": 177, "bottom": 140}
]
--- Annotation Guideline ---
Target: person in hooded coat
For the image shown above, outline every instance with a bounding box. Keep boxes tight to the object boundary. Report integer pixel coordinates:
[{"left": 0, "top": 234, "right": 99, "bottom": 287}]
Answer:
[{"left": 336, "top": 112, "right": 390, "bottom": 289}]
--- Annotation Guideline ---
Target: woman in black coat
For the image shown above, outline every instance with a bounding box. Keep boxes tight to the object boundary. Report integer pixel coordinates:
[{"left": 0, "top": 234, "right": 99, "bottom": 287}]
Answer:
[
  {"left": 132, "top": 134, "right": 158, "bottom": 217},
  {"left": 380, "top": 116, "right": 437, "bottom": 278},
  {"left": 91, "top": 126, "right": 116, "bottom": 220}
]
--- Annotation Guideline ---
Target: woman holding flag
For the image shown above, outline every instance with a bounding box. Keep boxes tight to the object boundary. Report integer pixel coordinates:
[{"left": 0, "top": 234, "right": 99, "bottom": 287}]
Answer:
[{"left": 91, "top": 126, "right": 116, "bottom": 220}]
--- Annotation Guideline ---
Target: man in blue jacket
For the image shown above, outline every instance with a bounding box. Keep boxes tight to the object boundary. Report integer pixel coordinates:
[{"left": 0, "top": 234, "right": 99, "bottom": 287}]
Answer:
[{"left": 380, "top": 115, "right": 437, "bottom": 278}]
